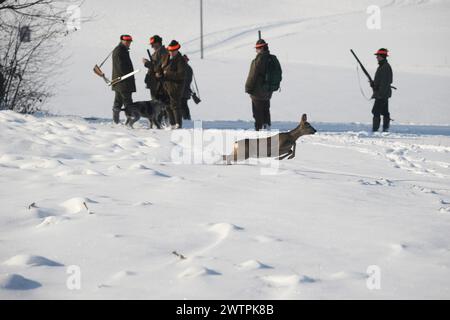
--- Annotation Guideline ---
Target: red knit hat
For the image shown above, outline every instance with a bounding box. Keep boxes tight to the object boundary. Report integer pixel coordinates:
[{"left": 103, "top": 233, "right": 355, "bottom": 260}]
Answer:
[
  {"left": 167, "top": 40, "right": 181, "bottom": 51},
  {"left": 375, "top": 48, "right": 389, "bottom": 56},
  {"left": 120, "top": 35, "right": 133, "bottom": 42},
  {"left": 150, "top": 35, "right": 162, "bottom": 44},
  {"left": 255, "top": 39, "right": 268, "bottom": 49}
]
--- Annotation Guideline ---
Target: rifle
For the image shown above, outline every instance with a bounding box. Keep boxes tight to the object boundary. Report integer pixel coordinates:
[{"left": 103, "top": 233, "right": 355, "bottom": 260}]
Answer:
[
  {"left": 93, "top": 50, "right": 114, "bottom": 84},
  {"left": 350, "top": 49, "right": 374, "bottom": 87},
  {"left": 351, "top": 49, "right": 397, "bottom": 90}
]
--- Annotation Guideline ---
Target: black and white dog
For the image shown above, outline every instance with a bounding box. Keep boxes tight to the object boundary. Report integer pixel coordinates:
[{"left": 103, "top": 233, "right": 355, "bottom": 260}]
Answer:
[{"left": 124, "top": 100, "right": 167, "bottom": 129}]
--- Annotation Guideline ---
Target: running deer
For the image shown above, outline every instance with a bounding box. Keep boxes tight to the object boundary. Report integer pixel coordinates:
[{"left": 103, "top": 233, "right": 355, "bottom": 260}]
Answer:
[{"left": 223, "top": 114, "right": 317, "bottom": 164}]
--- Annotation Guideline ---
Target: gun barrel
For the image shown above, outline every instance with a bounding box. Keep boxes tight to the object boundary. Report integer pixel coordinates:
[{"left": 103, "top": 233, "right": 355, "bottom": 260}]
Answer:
[{"left": 350, "top": 49, "right": 374, "bottom": 84}]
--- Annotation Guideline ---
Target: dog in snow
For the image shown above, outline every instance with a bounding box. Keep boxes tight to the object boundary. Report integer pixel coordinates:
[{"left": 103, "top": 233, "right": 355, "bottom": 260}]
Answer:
[{"left": 124, "top": 100, "right": 167, "bottom": 129}]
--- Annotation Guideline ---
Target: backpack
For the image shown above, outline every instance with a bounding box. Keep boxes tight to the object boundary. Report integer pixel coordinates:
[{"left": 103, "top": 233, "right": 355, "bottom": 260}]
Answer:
[{"left": 264, "top": 55, "right": 282, "bottom": 92}]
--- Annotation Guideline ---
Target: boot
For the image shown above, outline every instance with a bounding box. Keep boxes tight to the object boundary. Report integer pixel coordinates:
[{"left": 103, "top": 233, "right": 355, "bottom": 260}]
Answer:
[
  {"left": 175, "top": 109, "right": 183, "bottom": 129},
  {"left": 383, "top": 116, "right": 391, "bottom": 132},
  {"left": 113, "top": 107, "right": 121, "bottom": 124},
  {"left": 372, "top": 116, "right": 381, "bottom": 132}
]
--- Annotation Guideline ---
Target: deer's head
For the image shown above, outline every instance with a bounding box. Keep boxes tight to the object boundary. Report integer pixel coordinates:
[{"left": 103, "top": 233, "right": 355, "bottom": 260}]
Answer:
[{"left": 299, "top": 114, "right": 317, "bottom": 136}]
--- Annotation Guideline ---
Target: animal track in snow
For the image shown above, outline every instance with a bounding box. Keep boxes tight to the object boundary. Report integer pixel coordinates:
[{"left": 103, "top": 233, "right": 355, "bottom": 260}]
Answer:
[{"left": 359, "top": 178, "right": 394, "bottom": 187}]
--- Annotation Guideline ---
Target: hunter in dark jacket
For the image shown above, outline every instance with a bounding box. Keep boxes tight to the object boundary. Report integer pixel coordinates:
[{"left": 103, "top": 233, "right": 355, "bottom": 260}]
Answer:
[
  {"left": 143, "top": 35, "right": 169, "bottom": 102},
  {"left": 371, "top": 48, "right": 393, "bottom": 132},
  {"left": 112, "top": 35, "right": 136, "bottom": 124},
  {"left": 181, "top": 55, "right": 193, "bottom": 120},
  {"left": 245, "top": 39, "right": 273, "bottom": 131},
  {"left": 161, "top": 40, "right": 187, "bottom": 129}
]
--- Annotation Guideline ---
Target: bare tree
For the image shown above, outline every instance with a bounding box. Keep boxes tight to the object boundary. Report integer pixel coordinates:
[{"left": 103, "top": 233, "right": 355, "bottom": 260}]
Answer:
[{"left": 0, "top": 0, "right": 85, "bottom": 113}]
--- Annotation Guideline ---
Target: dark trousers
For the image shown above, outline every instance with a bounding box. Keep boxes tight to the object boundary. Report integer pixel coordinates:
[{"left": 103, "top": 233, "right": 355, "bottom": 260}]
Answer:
[
  {"left": 181, "top": 99, "right": 192, "bottom": 121},
  {"left": 252, "top": 99, "right": 271, "bottom": 131},
  {"left": 113, "top": 91, "right": 133, "bottom": 124},
  {"left": 372, "top": 98, "right": 390, "bottom": 132},
  {"left": 167, "top": 96, "right": 183, "bottom": 128}
]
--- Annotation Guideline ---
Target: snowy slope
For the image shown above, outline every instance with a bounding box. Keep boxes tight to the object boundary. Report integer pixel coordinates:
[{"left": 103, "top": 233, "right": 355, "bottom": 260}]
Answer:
[
  {"left": 1, "top": 111, "right": 450, "bottom": 299},
  {"left": 49, "top": 0, "right": 450, "bottom": 124},
  {"left": 2, "top": 0, "right": 450, "bottom": 300}
]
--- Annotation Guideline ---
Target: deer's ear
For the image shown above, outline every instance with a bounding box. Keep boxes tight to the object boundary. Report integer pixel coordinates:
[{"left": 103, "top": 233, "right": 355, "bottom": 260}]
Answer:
[{"left": 301, "top": 114, "right": 307, "bottom": 123}]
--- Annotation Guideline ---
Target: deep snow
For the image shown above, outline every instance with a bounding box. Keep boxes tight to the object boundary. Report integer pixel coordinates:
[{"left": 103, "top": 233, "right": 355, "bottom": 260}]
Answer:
[{"left": 0, "top": 111, "right": 449, "bottom": 299}]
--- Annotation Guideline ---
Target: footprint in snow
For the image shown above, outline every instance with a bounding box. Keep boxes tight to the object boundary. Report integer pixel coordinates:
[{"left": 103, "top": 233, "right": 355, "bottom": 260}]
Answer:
[
  {"left": 128, "top": 163, "right": 172, "bottom": 178},
  {"left": 178, "top": 266, "right": 221, "bottom": 279},
  {"left": 359, "top": 178, "right": 394, "bottom": 187},
  {"left": 439, "top": 207, "right": 450, "bottom": 214},
  {"left": 54, "top": 168, "right": 105, "bottom": 177},
  {"left": 187, "top": 223, "right": 245, "bottom": 258},
  {"left": 252, "top": 235, "right": 283, "bottom": 243},
  {"left": 133, "top": 201, "right": 153, "bottom": 207},
  {"left": 329, "top": 271, "right": 368, "bottom": 281},
  {"left": 0, "top": 274, "right": 42, "bottom": 290},
  {"left": 37, "top": 216, "right": 68, "bottom": 228},
  {"left": 3, "top": 254, "right": 64, "bottom": 267},
  {"left": 262, "top": 274, "right": 317, "bottom": 287},
  {"left": 98, "top": 271, "right": 138, "bottom": 288},
  {"left": 237, "top": 260, "right": 273, "bottom": 271},
  {"left": 60, "top": 197, "right": 97, "bottom": 214},
  {"left": 29, "top": 206, "right": 58, "bottom": 219}
]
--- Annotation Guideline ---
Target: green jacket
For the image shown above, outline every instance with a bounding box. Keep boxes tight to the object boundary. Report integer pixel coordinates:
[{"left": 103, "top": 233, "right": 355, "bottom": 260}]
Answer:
[
  {"left": 183, "top": 64, "right": 193, "bottom": 100},
  {"left": 245, "top": 50, "right": 273, "bottom": 101},
  {"left": 112, "top": 43, "right": 136, "bottom": 93},
  {"left": 145, "top": 46, "right": 168, "bottom": 98},
  {"left": 161, "top": 52, "right": 187, "bottom": 101},
  {"left": 372, "top": 59, "right": 393, "bottom": 100}
]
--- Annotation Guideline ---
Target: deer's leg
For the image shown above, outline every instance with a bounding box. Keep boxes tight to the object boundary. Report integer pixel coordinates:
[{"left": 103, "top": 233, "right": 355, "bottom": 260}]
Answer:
[
  {"left": 288, "top": 144, "right": 297, "bottom": 160},
  {"left": 277, "top": 149, "right": 293, "bottom": 161}
]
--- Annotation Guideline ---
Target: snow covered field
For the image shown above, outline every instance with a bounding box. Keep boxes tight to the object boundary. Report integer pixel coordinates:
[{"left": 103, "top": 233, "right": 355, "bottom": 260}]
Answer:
[
  {"left": 1, "top": 0, "right": 450, "bottom": 300},
  {"left": 1, "top": 111, "right": 450, "bottom": 299}
]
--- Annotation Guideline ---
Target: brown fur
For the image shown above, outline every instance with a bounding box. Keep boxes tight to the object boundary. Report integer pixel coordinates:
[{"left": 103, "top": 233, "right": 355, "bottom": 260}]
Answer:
[{"left": 223, "top": 114, "right": 317, "bottom": 164}]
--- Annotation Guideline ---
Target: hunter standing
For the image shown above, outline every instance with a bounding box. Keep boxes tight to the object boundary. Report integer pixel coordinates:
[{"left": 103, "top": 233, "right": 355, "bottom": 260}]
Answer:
[
  {"left": 371, "top": 48, "right": 393, "bottom": 132},
  {"left": 181, "top": 54, "right": 193, "bottom": 121},
  {"left": 161, "top": 40, "right": 187, "bottom": 129},
  {"left": 143, "top": 35, "right": 169, "bottom": 102},
  {"left": 112, "top": 34, "right": 136, "bottom": 124},
  {"left": 245, "top": 39, "right": 282, "bottom": 131}
]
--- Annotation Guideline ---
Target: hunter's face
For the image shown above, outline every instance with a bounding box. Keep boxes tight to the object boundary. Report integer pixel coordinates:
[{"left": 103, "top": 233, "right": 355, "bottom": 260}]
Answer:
[
  {"left": 376, "top": 55, "right": 385, "bottom": 62},
  {"left": 122, "top": 40, "right": 132, "bottom": 48}
]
